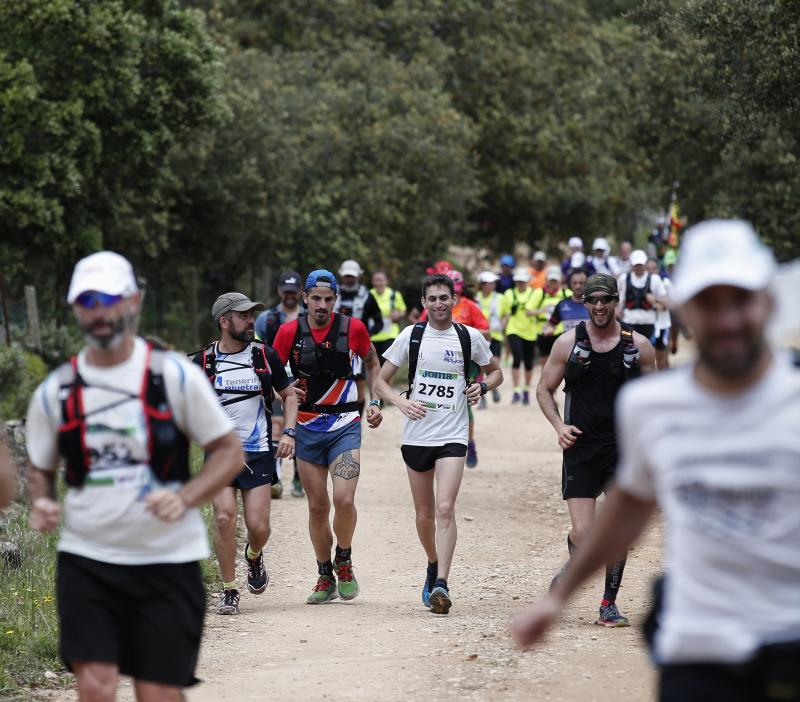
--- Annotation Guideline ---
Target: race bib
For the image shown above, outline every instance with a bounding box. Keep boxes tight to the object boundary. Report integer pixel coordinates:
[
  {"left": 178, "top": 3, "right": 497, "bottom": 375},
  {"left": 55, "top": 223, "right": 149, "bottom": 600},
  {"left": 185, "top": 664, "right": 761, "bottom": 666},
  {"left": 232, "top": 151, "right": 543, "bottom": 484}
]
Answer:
[{"left": 411, "top": 368, "right": 460, "bottom": 412}]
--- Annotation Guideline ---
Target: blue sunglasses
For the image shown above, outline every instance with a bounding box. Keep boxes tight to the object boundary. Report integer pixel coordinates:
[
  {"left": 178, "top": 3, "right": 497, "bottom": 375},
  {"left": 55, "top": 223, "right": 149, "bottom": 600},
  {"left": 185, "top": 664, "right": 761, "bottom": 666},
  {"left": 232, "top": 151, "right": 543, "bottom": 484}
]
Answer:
[{"left": 75, "top": 291, "right": 124, "bottom": 309}]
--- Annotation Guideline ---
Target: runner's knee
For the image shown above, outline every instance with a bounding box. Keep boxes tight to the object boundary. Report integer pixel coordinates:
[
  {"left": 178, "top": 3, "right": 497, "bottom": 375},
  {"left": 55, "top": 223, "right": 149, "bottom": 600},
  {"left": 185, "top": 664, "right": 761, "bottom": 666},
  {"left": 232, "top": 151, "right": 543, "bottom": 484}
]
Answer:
[
  {"left": 308, "top": 499, "right": 331, "bottom": 519},
  {"left": 333, "top": 491, "right": 355, "bottom": 511},
  {"left": 214, "top": 509, "right": 236, "bottom": 534},
  {"left": 416, "top": 511, "right": 434, "bottom": 530},
  {"left": 436, "top": 499, "right": 455, "bottom": 525},
  {"left": 75, "top": 665, "right": 116, "bottom": 702}
]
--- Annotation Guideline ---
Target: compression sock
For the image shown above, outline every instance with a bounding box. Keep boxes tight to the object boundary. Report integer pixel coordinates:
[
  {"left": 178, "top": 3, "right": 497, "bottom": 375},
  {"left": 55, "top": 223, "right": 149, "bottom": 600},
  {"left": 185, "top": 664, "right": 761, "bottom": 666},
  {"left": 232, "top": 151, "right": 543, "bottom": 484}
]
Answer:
[
  {"left": 223, "top": 580, "right": 236, "bottom": 591},
  {"left": 317, "top": 560, "right": 334, "bottom": 577},
  {"left": 335, "top": 545, "right": 351, "bottom": 563},
  {"left": 434, "top": 578, "right": 448, "bottom": 590},
  {"left": 246, "top": 544, "right": 262, "bottom": 560},
  {"left": 602, "top": 554, "right": 628, "bottom": 604},
  {"left": 427, "top": 561, "right": 438, "bottom": 586}
]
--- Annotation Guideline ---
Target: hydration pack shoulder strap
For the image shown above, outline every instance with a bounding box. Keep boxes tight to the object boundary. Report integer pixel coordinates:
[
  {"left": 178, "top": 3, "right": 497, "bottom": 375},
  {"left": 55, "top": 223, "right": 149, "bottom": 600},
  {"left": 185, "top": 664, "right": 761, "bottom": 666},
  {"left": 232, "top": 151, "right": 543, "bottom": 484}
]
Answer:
[{"left": 406, "top": 322, "right": 475, "bottom": 396}]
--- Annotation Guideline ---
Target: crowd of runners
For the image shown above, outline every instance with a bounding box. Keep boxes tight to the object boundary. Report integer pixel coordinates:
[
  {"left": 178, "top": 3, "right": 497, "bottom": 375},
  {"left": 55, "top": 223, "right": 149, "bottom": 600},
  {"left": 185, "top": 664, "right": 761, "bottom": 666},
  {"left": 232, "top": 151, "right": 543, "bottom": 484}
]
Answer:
[{"left": 14, "top": 218, "right": 800, "bottom": 701}]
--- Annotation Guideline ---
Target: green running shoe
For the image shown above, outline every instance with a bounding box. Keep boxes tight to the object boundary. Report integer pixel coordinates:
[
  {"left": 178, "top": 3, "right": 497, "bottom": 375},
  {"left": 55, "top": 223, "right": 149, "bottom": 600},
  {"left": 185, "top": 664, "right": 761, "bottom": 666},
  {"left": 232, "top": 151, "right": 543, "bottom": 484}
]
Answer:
[
  {"left": 334, "top": 559, "right": 360, "bottom": 601},
  {"left": 306, "top": 574, "right": 338, "bottom": 604}
]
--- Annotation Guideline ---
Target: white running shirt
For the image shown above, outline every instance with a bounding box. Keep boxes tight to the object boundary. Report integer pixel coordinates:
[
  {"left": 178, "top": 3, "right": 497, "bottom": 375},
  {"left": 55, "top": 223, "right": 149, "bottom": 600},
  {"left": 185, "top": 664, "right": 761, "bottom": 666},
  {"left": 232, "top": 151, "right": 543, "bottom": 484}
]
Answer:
[
  {"left": 383, "top": 324, "right": 492, "bottom": 446},
  {"left": 615, "top": 353, "right": 800, "bottom": 664},
  {"left": 26, "top": 337, "right": 232, "bottom": 565}
]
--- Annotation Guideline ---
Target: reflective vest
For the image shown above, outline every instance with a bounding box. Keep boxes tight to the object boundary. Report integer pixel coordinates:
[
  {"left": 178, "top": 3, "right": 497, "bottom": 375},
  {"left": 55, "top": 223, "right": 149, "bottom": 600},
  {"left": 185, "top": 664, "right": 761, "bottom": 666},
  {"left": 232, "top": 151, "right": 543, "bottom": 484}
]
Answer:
[
  {"left": 477, "top": 291, "right": 505, "bottom": 341},
  {"left": 532, "top": 287, "right": 571, "bottom": 335},
  {"left": 370, "top": 287, "right": 405, "bottom": 341},
  {"left": 503, "top": 287, "right": 537, "bottom": 341}
]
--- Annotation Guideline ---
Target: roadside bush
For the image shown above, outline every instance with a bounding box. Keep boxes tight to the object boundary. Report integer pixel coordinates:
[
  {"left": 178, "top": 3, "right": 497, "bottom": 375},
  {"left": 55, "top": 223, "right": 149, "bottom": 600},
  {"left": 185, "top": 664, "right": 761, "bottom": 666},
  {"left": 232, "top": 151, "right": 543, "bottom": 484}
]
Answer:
[{"left": 0, "top": 347, "right": 47, "bottom": 421}]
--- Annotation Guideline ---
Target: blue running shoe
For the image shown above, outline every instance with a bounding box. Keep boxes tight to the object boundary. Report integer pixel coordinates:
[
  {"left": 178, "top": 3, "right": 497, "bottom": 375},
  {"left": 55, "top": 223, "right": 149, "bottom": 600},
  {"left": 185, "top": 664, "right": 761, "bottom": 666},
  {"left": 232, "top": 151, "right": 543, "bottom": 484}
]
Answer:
[
  {"left": 429, "top": 586, "right": 452, "bottom": 615},
  {"left": 422, "top": 580, "right": 432, "bottom": 608},
  {"left": 596, "top": 602, "right": 630, "bottom": 628}
]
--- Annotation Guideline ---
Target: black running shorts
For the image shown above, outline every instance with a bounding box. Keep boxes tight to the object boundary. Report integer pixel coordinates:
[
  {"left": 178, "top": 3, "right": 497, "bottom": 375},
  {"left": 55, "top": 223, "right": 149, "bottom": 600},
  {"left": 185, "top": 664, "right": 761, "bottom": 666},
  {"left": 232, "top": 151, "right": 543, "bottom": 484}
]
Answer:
[
  {"left": 401, "top": 443, "right": 467, "bottom": 473},
  {"left": 536, "top": 334, "right": 559, "bottom": 358},
  {"left": 57, "top": 552, "right": 205, "bottom": 688},
  {"left": 561, "top": 441, "right": 618, "bottom": 499},
  {"left": 234, "top": 450, "right": 276, "bottom": 490},
  {"left": 489, "top": 339, "right": 503, "bottom": 358}
]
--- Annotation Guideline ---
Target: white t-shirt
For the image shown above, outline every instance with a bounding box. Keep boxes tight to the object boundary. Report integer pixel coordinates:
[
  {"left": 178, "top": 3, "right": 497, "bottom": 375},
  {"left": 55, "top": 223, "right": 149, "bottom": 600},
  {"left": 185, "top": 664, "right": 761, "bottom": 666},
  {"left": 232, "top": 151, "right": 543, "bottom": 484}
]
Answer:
[
  {"left": 655, "top": 277, "right": 673, "bottom": 333},
  {"left": 618, "top": 271, "right": 667, "bottom": 326},
  {"left": 211, "top": 342, "right": 288, "bottom": 453},
  {"left": 26, "top": 337, "right": 233, "bottom": 565},
  {"left": 615, "top": 353, "right": 800, "bottom": 664},
  {"left": 383, "top": 324, "right": 492, "bottom": 446}
]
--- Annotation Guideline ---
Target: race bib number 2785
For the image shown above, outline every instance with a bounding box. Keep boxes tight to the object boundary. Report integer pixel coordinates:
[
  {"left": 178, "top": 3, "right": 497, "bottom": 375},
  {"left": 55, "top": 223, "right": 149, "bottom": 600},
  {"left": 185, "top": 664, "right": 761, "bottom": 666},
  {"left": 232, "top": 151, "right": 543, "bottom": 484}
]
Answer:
[{"left": 411, "top": 369, "right": 460, "bottom": 412}]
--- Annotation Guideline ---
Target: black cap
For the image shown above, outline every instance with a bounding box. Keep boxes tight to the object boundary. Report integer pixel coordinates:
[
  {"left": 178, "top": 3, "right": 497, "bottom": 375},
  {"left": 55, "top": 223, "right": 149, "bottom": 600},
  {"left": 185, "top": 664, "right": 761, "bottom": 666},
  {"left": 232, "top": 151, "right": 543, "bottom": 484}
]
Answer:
[{"left": 278, "top": 271, "right": 301, "bottom": 293}]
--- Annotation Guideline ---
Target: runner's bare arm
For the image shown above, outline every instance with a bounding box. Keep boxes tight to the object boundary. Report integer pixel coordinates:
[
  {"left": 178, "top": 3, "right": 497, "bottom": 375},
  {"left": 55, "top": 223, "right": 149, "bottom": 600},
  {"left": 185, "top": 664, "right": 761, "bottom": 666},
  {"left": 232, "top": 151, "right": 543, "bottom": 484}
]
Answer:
[
  {"left": 375, "top": 359, "right": 427, "bottom": 421},
  {"left": 513, "top": 486, "right": 655, "bottom": 648},
  {"left": 465, "top": 357, "right": 503, "bottom": 404},
  {"left": 275, "top": 384, "right": 298, "bottom": 459},
  {"left": 633, "top": 332, "right": 657, "bottom": 374},
  {"left": 536, "top": 331, "right": 583, "bottom": 449},
  {"left": 146, "top": 431, "right": 243, "bottom": 523},
  {"left": 27, "top": 464, "right": 61, "bottom": 533},
  {"left": 363, "top": 344, "right": 383, "bottom": 428}
]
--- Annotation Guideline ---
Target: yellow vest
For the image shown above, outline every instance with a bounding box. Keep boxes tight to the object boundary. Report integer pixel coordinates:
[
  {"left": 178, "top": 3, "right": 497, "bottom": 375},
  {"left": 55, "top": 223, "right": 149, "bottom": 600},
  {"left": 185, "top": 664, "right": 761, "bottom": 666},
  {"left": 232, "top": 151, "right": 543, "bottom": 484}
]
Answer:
[
  {"left": 531, "top": 287, "right": 572, "bottom": 335},
  {"left": 503, "top": 287, "right": 538, "bottom": 341},
  {"left": 477, "top": 291, "right": 507, "bottom": 342},
  {"left": 370, "top": 287, "right": 406, "bottom": 341}
]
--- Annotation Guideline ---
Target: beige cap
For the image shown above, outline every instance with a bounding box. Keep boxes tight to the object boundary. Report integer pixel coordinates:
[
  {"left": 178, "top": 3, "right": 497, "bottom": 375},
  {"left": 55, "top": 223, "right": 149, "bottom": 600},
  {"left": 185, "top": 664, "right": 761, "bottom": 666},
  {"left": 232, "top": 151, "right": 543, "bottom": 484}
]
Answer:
[{"left": 212, "top": 292, "right": 265, "bottom": 321}]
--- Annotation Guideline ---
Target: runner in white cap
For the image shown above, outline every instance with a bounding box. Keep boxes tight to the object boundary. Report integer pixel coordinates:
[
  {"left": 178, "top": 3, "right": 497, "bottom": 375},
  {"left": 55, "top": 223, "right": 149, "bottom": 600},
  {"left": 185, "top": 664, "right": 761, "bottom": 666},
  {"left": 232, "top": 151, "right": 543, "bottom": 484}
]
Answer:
[
  {"left": 26, "top": 251, "right": 243, "bottom": 698},
  {"left": 617, "top": 249, "right": 667, "bottom": 342},
  {"left": 588, "top": 238, "right": 621, "bottom": 276},
  {"left": 503, "top": 268, "right": 538, "bottom": 404},
  {"left": 476, "top": 271, "right": 507, "bottom": 404},
  {"left": 514, "top": 219, "right": 800, "bottom": 702}
]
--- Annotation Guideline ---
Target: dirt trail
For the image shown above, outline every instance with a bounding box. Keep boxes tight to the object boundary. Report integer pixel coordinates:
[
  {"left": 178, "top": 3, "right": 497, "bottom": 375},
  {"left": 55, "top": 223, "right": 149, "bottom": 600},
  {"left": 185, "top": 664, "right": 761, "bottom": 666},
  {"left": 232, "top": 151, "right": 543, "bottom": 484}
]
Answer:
[{"left": 51, "top": 371, "right": 664, "bottom": 702}]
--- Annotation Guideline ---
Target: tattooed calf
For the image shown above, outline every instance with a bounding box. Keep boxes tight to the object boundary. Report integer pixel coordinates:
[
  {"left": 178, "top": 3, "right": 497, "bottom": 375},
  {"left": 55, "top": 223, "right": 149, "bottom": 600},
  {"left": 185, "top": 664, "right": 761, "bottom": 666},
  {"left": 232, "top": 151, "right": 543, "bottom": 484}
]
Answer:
[{"left": 332, "top": 450, "right": 360, "bottom": 480}]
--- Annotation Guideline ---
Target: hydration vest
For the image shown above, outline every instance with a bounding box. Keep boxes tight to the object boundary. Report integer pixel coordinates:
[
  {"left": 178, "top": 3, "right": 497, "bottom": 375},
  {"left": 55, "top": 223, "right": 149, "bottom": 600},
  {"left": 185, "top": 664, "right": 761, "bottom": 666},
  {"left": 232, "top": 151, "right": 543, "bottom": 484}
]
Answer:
[
  {"left": 625, "top": 272, "right": 654, "bottom": 311},
  {"left": 334, "top": 285, "right": 370, "bottom": 320},
  {"left": 56, "top": 343, "right": 190, "bottom": 488},
  {"left": 406, "top": 322, "right": 477, "bottom": 397},
  {"left": 290, "top": 314, "right": 359, "bottom": 414},
  {"left": 563, "top": 321, "right": 641, "bottom": 390},
  {"left": 190, "top": 341, "right": 274, "bottom": 408}
]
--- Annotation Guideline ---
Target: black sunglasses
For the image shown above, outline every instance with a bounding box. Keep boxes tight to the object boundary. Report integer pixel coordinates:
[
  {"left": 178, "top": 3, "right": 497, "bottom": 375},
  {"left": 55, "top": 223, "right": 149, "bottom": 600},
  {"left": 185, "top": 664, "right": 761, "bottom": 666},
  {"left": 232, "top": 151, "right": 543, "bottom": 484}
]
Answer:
[{"left": 583, "top": 294, "right": 617, "bottom": 306}]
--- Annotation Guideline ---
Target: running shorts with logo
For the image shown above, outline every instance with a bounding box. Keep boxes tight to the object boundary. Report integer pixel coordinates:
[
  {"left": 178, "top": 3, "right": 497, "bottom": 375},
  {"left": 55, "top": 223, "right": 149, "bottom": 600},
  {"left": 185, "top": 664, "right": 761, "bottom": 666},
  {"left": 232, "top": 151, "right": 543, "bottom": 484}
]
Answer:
[
  {"left": 562, "top": 441, "right": 618, "bottom": 499},
  {"left": 234, "top": 450, "right": 276, "bottom": 489},
  {"left": 57, "top": 552, "right": 205, "bottom": 687},
  {"left": 401, "top": 443, "right": 467, "bottom": 473}
]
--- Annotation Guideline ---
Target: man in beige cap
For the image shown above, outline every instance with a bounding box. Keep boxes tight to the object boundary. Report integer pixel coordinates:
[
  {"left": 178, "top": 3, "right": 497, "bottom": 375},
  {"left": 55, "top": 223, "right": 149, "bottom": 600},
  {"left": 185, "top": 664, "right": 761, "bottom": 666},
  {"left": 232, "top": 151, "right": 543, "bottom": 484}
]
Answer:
[
  {"left": 25, "top": 251, "right": 243, "bottom": 700},
  {"left": 192, "top": 292, "right": 298, "bottom": 615},
  {"left": 515, "top": 220, "right": 800, "bottom": 701}
]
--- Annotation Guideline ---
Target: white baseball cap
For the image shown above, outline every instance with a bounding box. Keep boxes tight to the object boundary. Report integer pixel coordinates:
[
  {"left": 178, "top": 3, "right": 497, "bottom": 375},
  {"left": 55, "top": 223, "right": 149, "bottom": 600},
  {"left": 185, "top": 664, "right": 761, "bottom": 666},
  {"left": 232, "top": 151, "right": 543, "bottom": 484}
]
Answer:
[
  {"left": 67, "top": 251, "right": 139, "bottom": 304},
  {"left": 672, "top": 219, "right": 775, "bottom": 305},
  {"left": 513, "top": 267, "right": 531, "bottom": 282},
  {"left": 592, "top": 237, "right": 610, "bottom": 253},
  {"left": 546, "top": 265, "right": 562, "bottom": 281},
  {"left": 568, "top": 236, "right": 583, "bottom": 249},
  {"left": 630, "top": 249, "right": 648, "bottom": 267},
  {"left": 478, "top": 271, "right": 499, "bottom": 284},
  {"left": 533, "top": 251, "right": 547, "bottom": 262},
  {"left": 338, "top": 259, "right": 363, "bottom": 277}
]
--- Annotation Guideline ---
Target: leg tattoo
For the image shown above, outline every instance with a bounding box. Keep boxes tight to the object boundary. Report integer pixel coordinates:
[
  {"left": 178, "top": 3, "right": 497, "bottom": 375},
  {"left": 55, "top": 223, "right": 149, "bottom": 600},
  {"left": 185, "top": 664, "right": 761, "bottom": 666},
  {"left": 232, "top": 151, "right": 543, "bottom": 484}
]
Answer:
[{"left": 332, "top": 450, "right": 360, "bottom": 480}]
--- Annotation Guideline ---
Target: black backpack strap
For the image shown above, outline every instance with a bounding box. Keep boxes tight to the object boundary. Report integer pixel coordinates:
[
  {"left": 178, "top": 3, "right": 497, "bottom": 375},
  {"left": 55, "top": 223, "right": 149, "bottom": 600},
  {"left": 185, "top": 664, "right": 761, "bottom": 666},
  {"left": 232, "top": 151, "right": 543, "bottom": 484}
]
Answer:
[
  {"left": 251, "top": 341, "right": 274, "bottom": 408},
  {"left": 453, "top": 323, "right": 475, "bottom": 385},
  {"left": 335, "top": 313, "right": 350, "bottom": 354},
  {"left": 406, "top": 322, "right": 427, "bottom": 396},
  {"left": 189, "top": 343, "right": 216, "bottom": 384}
]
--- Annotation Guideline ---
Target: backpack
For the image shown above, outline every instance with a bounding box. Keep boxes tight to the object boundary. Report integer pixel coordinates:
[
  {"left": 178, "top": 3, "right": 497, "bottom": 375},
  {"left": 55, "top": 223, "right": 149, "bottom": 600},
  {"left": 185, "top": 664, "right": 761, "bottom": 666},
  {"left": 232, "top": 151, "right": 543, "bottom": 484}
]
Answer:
[
  {"left": 191, "top": 341, "right": 274, "bottom": 408},
  {"left": 563, "top": 321, "right": 640, "bottom": 390},
  {"left": 57, "top": 343, "right": 190, "bottom": 487},
  {"left": 406, "top": 322, "right": 477, "bottom": 397},
  {"left": 625, "top": 272, "right": 654, "bottom": 310}
]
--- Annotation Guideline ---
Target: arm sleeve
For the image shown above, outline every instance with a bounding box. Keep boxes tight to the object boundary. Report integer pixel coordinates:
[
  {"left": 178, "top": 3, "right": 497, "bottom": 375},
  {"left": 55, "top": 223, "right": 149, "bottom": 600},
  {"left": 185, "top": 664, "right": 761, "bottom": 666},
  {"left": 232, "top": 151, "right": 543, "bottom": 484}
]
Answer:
[
  {"left": 364, "top": 293, "right": 384, "bottom": 336},
  {"left": 348, "top": 317, "right": 372, "bottom": 358},
  {"left": 165, "top": 357, "right": 234, "bottom": 447},
  {"left": 272, "top": 322, "right": 295, "bottom": 364},
  {"left": 266, "top": 346, "right": 290, "bottom": 392},
  {"left": 25, "top": 378, "right": 60, "bottom": 471},
  {"left": 614, "top": 385, "right": 657, "bottom": 500}
]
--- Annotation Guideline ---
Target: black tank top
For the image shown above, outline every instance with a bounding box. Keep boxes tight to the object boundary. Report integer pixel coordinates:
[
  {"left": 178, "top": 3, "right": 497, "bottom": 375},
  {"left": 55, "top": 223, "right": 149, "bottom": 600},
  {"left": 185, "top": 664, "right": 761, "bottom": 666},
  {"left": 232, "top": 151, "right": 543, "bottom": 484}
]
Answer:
[{"left": 564, "top": 341, "right": 625, "bottom": 445}]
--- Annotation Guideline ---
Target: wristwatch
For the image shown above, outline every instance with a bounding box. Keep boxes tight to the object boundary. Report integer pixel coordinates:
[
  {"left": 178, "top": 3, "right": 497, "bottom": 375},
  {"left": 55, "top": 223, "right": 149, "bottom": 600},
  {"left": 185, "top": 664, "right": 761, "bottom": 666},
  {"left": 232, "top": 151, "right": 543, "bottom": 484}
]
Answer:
[
  {"left": 282, "top": 427, "right": 296, "bottom": 438},
  {"left": 369, "top": 399, "right": 382, "bottom": 409},
  {"left": 479, "top": 381, "right": 488, "bottom": 396}
]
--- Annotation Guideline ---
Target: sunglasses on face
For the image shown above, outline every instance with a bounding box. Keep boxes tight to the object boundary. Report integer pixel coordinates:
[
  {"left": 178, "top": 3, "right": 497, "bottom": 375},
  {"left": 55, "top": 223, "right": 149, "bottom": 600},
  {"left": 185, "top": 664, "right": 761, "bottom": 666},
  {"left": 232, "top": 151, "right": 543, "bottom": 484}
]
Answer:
[
  {"left": 583, "top": 294, "right": 617, "bottom": 306},
  {"left": 75, "top": 291, "right": 124, "bottom": 309}
]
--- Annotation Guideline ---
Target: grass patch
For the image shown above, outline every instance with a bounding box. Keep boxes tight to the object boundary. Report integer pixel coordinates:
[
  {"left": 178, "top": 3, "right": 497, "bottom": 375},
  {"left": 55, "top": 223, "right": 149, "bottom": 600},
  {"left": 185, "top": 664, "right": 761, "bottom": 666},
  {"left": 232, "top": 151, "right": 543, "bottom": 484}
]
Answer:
[{"left": 0, "top": 508, "right": 68, "bottom": 697}]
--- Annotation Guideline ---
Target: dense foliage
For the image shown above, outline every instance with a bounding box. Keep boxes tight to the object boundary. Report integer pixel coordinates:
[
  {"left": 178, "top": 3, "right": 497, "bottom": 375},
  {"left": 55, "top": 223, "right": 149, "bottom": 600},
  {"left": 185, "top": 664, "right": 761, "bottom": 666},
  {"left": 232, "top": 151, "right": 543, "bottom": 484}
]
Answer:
[{"left": 1, "top": 0, "right": 798, "bottom": 349}]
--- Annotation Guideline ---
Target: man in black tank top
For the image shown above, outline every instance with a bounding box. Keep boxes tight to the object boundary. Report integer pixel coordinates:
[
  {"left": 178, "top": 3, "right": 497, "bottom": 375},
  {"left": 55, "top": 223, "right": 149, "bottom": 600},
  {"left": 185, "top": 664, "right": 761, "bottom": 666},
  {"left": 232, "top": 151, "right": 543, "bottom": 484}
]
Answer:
[{"left": 535, "top": 274, "right": 655, "bottom": 627}]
